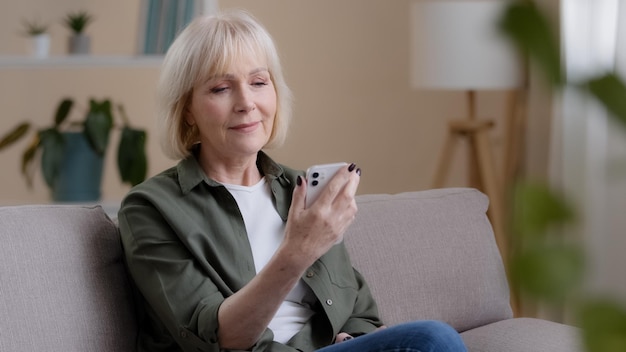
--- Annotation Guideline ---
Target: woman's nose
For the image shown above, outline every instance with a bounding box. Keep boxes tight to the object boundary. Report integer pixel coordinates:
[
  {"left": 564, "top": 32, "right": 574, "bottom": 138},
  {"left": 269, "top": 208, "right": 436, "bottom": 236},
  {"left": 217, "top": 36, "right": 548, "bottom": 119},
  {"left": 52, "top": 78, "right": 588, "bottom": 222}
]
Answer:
[{"left": 234, "top": 87, "right": 255, "bottom": 112}]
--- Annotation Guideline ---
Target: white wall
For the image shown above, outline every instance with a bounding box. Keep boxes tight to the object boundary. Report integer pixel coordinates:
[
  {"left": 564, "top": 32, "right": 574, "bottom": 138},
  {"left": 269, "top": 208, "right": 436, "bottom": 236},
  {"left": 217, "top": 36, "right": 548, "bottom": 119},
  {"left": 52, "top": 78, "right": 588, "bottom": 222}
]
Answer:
[{"left": 0, "top": 0, "right": 550, "bottom": 204}]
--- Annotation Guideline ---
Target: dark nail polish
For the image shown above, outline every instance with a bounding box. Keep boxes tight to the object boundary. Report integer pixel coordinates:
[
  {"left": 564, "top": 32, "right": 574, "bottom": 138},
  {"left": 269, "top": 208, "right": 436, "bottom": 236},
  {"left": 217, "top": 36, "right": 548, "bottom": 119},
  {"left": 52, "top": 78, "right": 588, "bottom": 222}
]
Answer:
[
  {"left": 297, "top": 175, "right": 302, "bottom": 186},
  {"left": 343, "top": 336, "right": 353, "bottom": 341},
  {"left": 348, "top": 163, "right": 356, "bottom": 172},
  {"left": 356, "top": 168, "right": 361, "bottom": 176}
]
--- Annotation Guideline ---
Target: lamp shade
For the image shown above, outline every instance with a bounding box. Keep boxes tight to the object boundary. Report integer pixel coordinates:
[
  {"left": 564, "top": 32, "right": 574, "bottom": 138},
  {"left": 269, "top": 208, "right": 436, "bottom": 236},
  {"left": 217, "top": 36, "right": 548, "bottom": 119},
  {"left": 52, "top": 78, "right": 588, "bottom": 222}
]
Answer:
[{"left": 410, "top": 0, "right": 522, "bottom": 90}]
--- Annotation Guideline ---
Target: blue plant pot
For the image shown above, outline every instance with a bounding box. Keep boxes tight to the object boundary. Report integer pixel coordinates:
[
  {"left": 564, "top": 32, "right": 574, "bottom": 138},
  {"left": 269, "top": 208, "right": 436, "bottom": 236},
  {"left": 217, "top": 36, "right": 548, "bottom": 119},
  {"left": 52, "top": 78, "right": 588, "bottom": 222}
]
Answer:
[{"left": 52, "top": 132, "right": 104, "bottom": 202}]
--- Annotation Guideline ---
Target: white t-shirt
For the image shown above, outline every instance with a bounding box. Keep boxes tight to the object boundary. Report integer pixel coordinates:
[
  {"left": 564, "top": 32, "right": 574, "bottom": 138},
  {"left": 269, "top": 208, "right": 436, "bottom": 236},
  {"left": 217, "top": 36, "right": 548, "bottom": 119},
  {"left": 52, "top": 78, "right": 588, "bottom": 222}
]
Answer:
[{"left": 224, "top": 178, "right": 316, "bottom": 344}]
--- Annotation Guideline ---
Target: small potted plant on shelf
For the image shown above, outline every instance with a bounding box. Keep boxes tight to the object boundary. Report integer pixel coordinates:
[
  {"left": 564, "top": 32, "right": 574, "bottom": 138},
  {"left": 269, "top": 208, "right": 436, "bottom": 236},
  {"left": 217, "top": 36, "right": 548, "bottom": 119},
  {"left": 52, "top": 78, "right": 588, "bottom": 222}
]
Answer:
[
  {"left": 21, "top": 17, "right": 50, "bottom": 58},
  {"left": 63, "top": 10, "right": 94, "bottom": 54},
  {"left": 0, "top": 98, "right": 148, "bottom": 202}
]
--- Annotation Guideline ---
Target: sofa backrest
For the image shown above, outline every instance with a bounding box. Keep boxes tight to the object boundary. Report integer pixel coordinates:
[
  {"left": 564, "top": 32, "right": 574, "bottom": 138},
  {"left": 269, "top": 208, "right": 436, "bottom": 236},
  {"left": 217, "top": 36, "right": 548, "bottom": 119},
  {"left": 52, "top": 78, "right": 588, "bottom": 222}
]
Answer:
[
  {"left": 0, "top": 188, "right": 511, "bottom": 351},
  {"left": 344, "top": 188, "right": 513, "bottom": 332},
  {"left": 0, "top": 205, "right": 137, "bottom": 352}
]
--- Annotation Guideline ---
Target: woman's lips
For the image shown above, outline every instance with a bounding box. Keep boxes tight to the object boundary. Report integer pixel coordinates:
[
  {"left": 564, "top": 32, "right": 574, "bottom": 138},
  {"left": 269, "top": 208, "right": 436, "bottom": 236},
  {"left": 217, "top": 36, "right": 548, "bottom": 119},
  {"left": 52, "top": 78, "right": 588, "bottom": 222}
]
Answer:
[{"left": 229, "top": 121, "right": 260, "bottom": 133}]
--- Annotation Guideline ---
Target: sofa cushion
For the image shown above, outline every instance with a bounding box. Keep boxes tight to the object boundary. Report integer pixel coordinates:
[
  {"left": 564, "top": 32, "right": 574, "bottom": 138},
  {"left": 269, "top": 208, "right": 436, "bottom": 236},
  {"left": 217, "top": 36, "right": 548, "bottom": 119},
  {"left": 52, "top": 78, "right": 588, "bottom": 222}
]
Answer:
[
  {"left": 461, "top": 318, "right": 582, "bottom": 352},
  {"left": 0, "top": 205, "right": 137, "bottom": 352},
  {"left": 345, "top": 188, "right": 513, "bottom": 332}
]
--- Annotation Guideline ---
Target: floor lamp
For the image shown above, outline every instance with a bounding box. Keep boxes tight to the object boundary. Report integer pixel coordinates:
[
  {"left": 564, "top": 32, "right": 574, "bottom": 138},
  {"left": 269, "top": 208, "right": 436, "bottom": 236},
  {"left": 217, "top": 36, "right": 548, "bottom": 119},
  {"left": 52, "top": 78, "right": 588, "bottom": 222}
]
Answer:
[{"left": 410, "top": 0, "right": 523, "bottom": 262}]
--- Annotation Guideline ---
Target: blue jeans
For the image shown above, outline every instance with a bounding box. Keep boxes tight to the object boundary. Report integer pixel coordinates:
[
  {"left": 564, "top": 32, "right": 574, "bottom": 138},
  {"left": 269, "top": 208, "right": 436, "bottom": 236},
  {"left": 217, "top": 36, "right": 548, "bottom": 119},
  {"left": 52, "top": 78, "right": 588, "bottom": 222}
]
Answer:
[{"left": 316, "top": 321, "right": 467, "bottom": 352}]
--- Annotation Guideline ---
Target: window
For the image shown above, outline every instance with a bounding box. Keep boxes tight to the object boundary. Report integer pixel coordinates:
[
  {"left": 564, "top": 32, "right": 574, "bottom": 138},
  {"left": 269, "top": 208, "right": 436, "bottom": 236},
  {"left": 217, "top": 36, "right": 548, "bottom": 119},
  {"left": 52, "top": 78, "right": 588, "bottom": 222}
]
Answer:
[{"left": 139, "top": 0, "right": 218, "bottom": 54}]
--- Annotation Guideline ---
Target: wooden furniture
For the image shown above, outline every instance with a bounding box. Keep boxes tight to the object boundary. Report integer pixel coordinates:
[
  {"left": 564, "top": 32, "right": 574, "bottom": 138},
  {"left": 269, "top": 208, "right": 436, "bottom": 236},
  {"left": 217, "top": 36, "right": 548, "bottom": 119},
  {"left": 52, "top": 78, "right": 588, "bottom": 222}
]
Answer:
[{"left": 432, "top": 91, "right": 506, "bottom": 261}]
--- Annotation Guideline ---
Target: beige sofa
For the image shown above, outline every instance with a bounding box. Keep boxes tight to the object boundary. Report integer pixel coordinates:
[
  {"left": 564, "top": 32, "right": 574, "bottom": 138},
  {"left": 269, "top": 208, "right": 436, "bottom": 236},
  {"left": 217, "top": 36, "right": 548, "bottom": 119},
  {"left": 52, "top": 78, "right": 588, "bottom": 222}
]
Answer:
[{"left": 0, "top": 187, "right": 580, "bottom": 351}]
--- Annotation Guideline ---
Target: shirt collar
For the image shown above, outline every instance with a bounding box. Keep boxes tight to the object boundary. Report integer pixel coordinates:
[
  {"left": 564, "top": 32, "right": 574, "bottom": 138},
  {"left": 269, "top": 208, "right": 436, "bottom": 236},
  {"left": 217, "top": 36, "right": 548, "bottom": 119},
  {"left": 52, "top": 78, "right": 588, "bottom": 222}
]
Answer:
[{"left": 177, "top": 149, "right": 286, "bottom": 195}]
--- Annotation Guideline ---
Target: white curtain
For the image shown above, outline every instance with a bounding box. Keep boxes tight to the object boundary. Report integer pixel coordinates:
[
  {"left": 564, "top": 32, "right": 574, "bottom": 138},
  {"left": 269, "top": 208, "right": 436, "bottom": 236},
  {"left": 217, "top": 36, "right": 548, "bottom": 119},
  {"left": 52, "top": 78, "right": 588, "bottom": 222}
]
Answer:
[{"left": 552, "top": 0, "right": 626, "bottom": 305}]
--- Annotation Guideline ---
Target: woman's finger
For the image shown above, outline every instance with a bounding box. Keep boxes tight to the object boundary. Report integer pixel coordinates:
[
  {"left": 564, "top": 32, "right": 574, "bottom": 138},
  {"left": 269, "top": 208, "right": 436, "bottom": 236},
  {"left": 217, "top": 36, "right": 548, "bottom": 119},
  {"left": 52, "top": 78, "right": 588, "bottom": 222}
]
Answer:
[{"left": 315, "top": 164, "right": 357, "bottom": 207}]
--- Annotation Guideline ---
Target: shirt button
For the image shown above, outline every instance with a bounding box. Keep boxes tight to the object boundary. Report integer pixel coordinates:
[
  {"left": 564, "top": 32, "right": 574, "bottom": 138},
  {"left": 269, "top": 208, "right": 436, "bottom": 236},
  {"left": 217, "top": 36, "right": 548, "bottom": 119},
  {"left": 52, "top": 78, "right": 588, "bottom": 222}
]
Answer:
[
  {"left": 326, "top": 299, "right": 333, "bottom": 306},
  {"left": 306, "top": 271, "right": 314, "bottom": 278},
  {"left": 180, "top": 331, "right": 188, "bottom": 338}
]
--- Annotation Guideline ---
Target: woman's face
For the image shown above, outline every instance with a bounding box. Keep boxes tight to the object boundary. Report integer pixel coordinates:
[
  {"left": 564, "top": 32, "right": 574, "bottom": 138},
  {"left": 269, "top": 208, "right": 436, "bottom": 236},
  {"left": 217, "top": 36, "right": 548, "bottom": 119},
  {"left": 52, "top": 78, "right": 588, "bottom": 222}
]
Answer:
[{"left": 186, "top": 55, "right": 277, "bottom": 161}]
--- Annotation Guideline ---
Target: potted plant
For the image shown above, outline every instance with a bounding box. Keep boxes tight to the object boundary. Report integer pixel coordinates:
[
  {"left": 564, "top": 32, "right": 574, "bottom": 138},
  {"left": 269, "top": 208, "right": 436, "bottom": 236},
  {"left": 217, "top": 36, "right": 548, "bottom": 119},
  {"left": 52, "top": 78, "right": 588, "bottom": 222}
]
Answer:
[
  {"left": 21, "top": 17, "right": 50, "bottom": 58},
  {"left": 0, "top": 98, "right": 148, "bottom": 202},
  {"left": 63, "top": 10, "right": 94, "bottom": 54}
]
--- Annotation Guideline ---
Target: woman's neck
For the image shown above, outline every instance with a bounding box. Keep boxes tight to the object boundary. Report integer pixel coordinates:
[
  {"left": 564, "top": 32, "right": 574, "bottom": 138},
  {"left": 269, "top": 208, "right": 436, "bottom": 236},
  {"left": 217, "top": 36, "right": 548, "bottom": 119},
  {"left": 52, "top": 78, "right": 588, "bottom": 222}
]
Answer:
[{"left": 196, "top": 148, "right": 262, "bottom": 186}]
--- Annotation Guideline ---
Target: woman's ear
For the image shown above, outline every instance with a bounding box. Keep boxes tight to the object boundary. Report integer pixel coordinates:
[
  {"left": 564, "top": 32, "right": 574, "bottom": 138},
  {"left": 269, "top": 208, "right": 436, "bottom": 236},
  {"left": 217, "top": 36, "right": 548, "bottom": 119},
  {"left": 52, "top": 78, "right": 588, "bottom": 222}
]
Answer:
[
  {"left": 184, "top": 108, "right": 195, "bottom": 126},
  {"left": 182, "top": 92, "right": 195, "bottom": 126}
]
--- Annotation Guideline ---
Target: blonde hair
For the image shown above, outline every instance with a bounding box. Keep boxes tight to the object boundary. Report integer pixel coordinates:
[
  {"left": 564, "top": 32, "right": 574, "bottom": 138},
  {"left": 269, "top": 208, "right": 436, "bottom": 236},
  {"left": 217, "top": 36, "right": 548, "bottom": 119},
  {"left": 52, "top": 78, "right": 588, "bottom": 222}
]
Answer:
[{"left": 156, "top": 10, "right": 293, "bottom": 160}]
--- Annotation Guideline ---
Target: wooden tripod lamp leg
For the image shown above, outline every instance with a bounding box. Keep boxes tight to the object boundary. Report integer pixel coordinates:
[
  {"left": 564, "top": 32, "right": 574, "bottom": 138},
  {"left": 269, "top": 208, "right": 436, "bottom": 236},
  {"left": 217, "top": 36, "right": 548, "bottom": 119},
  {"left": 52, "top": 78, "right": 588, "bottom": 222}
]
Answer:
[
  {"left": 432, "top": 126, "right": 459, "bottom": 189},
  {"left": 473, "top": 127, "right": 507, "bottom": 261}
]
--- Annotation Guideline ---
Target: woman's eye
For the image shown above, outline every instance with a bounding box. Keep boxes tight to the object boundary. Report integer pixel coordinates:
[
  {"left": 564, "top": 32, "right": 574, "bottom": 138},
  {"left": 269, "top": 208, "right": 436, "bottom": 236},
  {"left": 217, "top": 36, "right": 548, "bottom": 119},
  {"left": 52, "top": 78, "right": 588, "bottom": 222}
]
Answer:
[
  {"left": 210, "top": 86, "right": 228, "bottom": 94},
  {"left": 253, "top": 81, "right": 268, "bottom": 87}
]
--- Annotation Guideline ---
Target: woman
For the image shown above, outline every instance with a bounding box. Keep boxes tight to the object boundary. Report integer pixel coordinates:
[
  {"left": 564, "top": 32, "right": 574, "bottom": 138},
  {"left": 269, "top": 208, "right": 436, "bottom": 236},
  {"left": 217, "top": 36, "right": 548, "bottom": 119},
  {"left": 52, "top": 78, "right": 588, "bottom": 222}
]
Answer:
[{"left": 118, "top": 9, "right": 467, "bottom": 352}]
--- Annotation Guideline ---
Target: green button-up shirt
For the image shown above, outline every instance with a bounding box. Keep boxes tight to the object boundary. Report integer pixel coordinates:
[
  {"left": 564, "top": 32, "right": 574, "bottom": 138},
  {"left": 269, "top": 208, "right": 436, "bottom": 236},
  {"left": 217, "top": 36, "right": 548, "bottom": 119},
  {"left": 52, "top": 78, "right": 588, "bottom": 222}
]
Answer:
[{"left": 118, "top": 151, "right": 382, "bottom": 352}]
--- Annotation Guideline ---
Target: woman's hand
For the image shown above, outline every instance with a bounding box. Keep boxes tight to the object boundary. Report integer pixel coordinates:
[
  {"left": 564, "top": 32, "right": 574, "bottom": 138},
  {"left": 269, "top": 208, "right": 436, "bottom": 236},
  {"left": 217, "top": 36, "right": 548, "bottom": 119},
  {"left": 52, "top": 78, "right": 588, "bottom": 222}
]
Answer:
[
  {"left": 280, "top": 163, "right": 361, "bottom": 269},
  {"left": 335, "top": 332, "right": 354, "bottom": 343},
  {"left": 335, "top": 325, "right": 386, "bottom": 344}
]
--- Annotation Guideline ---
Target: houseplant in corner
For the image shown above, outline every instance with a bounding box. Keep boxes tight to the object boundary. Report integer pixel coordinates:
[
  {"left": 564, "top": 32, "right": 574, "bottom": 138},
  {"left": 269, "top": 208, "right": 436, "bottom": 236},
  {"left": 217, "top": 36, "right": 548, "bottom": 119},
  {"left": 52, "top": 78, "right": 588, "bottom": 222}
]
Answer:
[
  {"left": 499, "top": 1, "right": 626, "bottom": 351},
  {"left": 0, "top": 97, "right": 147, "bottom": 202},
  {"left": 21, "top": 17, "right": 50, "bottom": 58},
  {"left": 63, "top": 10, "right": 93, "bottom": 54}
]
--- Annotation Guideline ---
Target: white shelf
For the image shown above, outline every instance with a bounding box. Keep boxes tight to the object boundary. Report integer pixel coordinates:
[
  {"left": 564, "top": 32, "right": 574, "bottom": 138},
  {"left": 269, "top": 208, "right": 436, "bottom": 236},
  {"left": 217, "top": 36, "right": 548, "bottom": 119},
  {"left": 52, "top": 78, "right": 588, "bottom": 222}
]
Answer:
[{"left": 0, "top": 55, "right": 163, "bottom": 69}]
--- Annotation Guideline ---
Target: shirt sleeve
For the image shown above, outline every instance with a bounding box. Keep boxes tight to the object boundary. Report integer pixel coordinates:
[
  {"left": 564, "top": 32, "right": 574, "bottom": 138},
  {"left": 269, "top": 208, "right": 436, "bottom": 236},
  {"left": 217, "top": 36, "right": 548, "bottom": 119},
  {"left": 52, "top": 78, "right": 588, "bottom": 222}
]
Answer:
[{"left": 118, "top": 197, "right": 222, "bottom": 352}]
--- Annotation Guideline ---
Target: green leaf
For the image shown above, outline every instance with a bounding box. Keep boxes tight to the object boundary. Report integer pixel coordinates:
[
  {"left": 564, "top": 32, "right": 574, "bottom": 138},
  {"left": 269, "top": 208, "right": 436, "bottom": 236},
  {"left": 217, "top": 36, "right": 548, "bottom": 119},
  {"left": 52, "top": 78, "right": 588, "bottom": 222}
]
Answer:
[
  {"left": 84, "top": 99, "right": 113, "bottom": 155},
  {"left": 54, "top": 98, "right": 74, "bottom": 127},
  {"left": 63, "top": 10, "right": 94, "bottom": 33},
  {"left": 499, "top": 1, "right": 563, "bottom": 86},
  {"left": 22, "top": 17, "right": 48, "bottom": 36},
  {"left": 513, "top": 181, "right": 575, "bottom": 238},
  {"left": 38, "top": 128, "right": 64, "bottom": 188},
  {"left": 586, "top": 73, "right": 626, "bottom": 127},
  {"left": 510, "top": 244, "right": 584, "bottom": 301},
  {"left": 580, "top": 300, "right": 626, "bottom": 352},
  {"left": 117, "top": 127, "right": 147, "bottom": 186},
  {"left": 0, "top": 122, "right": 30, "bottom": 151}
]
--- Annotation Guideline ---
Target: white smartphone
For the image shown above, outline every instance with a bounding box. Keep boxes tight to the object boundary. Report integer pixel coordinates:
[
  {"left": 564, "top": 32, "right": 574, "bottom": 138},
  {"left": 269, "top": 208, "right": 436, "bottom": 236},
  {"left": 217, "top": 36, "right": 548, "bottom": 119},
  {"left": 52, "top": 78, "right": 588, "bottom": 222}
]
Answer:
[{"left": 305, "top": 162, "right": 348, "bottom": 208}]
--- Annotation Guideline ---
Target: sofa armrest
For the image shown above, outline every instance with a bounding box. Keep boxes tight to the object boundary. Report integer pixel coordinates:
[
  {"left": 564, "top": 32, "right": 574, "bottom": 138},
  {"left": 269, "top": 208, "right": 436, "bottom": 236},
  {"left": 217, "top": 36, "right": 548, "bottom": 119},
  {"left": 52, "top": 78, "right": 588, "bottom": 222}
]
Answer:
[
  {"left": 0, "top": 205, "right": 137, "bottom": 351},
  {"left": 345, "top": 188, "right": 512, "bottom": 332}
]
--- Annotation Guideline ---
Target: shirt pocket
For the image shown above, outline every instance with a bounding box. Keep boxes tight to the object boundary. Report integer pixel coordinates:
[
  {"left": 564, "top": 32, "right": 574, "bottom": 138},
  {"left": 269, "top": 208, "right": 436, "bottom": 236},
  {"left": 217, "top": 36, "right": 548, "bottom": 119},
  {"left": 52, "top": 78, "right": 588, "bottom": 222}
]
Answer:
[{"left": 318, "top": 246, "right": 359, "bottom": 290}]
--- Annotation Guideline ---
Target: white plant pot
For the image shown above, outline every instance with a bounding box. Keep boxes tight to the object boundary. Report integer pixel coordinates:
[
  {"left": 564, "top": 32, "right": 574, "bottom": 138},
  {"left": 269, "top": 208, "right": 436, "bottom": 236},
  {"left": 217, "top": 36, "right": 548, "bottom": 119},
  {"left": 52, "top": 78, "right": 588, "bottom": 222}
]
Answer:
[
  {"left": 29, "top": 34, "right": 50, "bottom": 58},
  {"left": 68, "top": 34, "right": 91, "bottom": 55}
]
